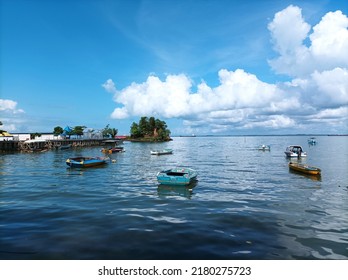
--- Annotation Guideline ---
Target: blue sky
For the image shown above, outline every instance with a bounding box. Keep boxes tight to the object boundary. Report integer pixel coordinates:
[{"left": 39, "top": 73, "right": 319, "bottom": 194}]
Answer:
[{"left": 1, "top": 0, "right": 347, "bottom": 135}]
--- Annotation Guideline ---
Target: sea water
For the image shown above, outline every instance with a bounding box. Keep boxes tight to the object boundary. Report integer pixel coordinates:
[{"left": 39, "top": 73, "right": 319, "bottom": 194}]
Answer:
[{"left": 0, "top": 136, "right": 347, "bottom": 259}]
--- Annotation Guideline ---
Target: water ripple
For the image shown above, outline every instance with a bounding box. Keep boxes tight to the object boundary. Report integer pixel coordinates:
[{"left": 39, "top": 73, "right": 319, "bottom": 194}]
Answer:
[{"left": 1, "top": 136, "right": 347, "bottom": 259}]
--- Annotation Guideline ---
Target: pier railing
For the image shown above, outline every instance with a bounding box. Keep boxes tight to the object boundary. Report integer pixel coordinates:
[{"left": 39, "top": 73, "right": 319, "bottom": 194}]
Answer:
[{"left": 0, "top": 139, "right": 109, "bottom": 152}]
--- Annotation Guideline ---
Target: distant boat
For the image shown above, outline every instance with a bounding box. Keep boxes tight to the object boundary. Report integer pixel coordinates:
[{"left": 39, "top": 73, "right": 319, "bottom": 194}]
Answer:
[
  {"left": 308, "top": 137, "right": 317, "bottom": 145},
  {"left": 284, "top": 145, "right": 307, "bottom": 157},
  {"left": 289, "top": 162, "right": 321, "bottom": 175},
  {"left": 101, "top": 147, "right": 124, "bottom": 154},
  {"left": 157, "top": 167, "right": 197, "bottom": 186},
  {"left": 257, "top": 144, "right": 270, "bottom": 151},
  {"left": 150, "top": 149, "right": 173, "bottom": 155},
  {"left": 103, "top": 139, "right": 124, "bottom": 146},
  {"left": 66, "top": 157, "right": 109, "bottom": 168}
]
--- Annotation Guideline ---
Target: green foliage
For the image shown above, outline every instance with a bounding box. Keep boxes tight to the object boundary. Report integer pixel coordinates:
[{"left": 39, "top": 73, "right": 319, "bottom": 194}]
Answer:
[
  {"left": 0, "top": 121, "right": 4, "bottom": 134},
  {"left": 130, "top": 122, "right": 142, "bottom": 138},
  {"left": 53, "top": 126, "right": 63, "bottom": 136},
  {"left": 130, "top": 116, "right": 171, "bottom": 141},
  {"left": 102, "top": 124, "right": 118, "bottom": 138},
  {"left": 30, "top": 132, "right": 41, "bottom": 139},
  {"left": 71, "top": 126, "right": 86, "bottom": 137}
]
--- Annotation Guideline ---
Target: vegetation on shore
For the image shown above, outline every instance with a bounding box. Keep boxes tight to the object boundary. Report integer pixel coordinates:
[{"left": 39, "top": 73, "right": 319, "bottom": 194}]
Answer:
[
  {"left": 1, "top": 118, "right": 171, "bottom": 142},
  {"left": 52, "top": 124, "right": 118, "bottom": 138},
  {"left": 129, "top": 116, "right": 171, "bottom": 142}
]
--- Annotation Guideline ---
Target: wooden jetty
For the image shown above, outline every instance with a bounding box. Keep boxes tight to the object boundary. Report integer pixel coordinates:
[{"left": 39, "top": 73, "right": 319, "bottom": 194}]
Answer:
[{"left": 0, "top": 139, "right": 108, "bottom": 152}]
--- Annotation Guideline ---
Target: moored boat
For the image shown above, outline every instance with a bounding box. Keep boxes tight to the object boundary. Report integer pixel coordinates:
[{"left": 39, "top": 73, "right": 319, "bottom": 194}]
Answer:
[
  {"left": 150, "top": 149, "right": 173, "bottom": 155},
  {"left": 257, "top": 144, "right": 270, "bottom": 151},
  {"left": 101, "top": 147, "right": 124, "bottom": 154},
  {"left": 289, "top": 162, "right": 321, "bottom": 175},
  {"left": 284, "top": 145, "right": 307, "bottom": 157},
  {"left": 157, "top": 167, "right": 197, "bottom": 186},
  {"left": 308, "top": 137, "right": 317, "bottom": 145},
  {"left": 66, "top": 156, "right": 109, "bottom": 168}
]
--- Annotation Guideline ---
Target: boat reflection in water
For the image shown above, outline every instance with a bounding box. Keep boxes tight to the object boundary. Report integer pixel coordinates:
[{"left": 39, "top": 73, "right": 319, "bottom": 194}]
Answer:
[
  {"left": 288, "top": 162, "right": 322, "bottom": 182},
  {"left": 289, "top": 168, "right": 322, "bottom": 181},
  {"left": 157, "top": 181, "right": 198, "bottom": 199}
]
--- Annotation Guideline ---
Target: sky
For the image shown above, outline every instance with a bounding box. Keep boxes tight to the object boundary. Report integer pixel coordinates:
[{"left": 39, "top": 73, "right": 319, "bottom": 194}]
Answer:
[{"left": 1, "top": 0, "right": 347, "bottom": 135}]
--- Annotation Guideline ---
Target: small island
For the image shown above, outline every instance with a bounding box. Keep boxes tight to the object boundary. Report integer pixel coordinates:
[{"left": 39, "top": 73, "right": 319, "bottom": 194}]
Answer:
[{"left": 128, "top": 116, "right": 171, "bottom": 142}]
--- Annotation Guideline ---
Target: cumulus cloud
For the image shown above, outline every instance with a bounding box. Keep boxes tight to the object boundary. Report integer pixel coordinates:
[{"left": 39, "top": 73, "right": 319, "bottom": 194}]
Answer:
[
  {"left": 104, "top": 69, "right": 300, "bottom": 132},
  {"left": 0, "top": 99, "right": 25, "bottom": 132},
  {"left": 268, "top": 6, "right": 348, "bottom": 77},
  {"left": 0, "top": 99, "right": 25, "bottom": 114},
  {"left": 104, "top": 5, "right": 348, "bottom": 134},
  {"left": 102, "top": 79, "right": 117, "bottom": 94},
  {"left": 310, "top": 11, "right": 348, "bottom": 67}
]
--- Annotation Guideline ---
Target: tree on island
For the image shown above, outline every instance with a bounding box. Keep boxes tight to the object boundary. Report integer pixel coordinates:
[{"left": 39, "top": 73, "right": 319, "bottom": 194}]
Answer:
[{"left": 130, "top": 116, "right": 171, "bottom": 141}]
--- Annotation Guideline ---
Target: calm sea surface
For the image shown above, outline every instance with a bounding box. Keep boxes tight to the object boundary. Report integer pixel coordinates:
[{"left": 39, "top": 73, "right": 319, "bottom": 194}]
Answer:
[{"left": 1, "top": 136, "right": 347, "bottom": 260}]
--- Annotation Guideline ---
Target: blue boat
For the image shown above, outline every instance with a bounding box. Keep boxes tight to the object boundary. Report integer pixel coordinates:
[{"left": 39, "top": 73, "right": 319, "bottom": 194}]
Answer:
[
  {"left": 157, "top": 167, "right": 197, "bottom": 186},
  {"left": 66, "top": 157, "right": 108, "bottom": 168}
]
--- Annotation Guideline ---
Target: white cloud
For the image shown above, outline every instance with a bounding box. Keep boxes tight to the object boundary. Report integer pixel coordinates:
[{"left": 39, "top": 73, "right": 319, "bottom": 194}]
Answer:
[
  {"left": 310, "top": 11, "right": 348, "bottom": 66},
  {"left": 105, "top": 69, "right": 295, "bottom": 119},
  {"left": 0, "top": 99, "right": 25, "bottom": 132},
  {"left": 268, "top": 5, "right": 310, "bottom": 56},
  {"left": 311, "top": 107, "right": 348, "bottom": 119},
  {"left": 0, "top": 99, "right": 25, "bottom": 114},
  {"left": 268, "top": 6, "right": 348, "bottom": 77},
  {"left": 104, "top": 5, "right": 348, "bottom": 134},
  {"left": 243, "top": 115, "right": 296, "bottom": 129},
  {"left": 311, "top": 68, "right": 348, "bottom": 106},
  {"left": 111, "top": 107, "right": 129, "bottom": 119},
  {"left": 102, "top": 79, "right": 117, "bottom": 94}
]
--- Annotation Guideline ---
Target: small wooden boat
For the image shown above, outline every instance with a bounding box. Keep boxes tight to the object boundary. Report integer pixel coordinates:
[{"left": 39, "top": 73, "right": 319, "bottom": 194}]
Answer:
[
  {"left": 150, "top": 149, "right": 173, "bottom": 155},
  {"left": 157, "top": 167, "right": 197, "bottom": 186},
  {"left": 284, "top": 145, "right": 307, "bottom": 157},
  {"left": 66, "top": 157, "right": 109, "bottom": 168},
  {"left": 289, "top": 162, "right": 321, "bottom": 175},
  {"left": 101, "top": 147, "right": 124, "bottom": 154},
  {"left": 257, "top": 144, "right": 270, "bottom": 151}
]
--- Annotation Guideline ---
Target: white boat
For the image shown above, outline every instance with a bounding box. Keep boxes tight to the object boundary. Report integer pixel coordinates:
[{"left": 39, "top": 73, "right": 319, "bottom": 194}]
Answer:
[
  {"left": 257, "top": 144, "right": 270, "bottom": 151},
  {"left": 308, "top": 137, "right": 317, "bottom": 145},
  {"left": 150, "top": 149, "right": 173, "bottom": 155},
  {"left": 284, "top": 145, "right": 307, "bottom": 157}
]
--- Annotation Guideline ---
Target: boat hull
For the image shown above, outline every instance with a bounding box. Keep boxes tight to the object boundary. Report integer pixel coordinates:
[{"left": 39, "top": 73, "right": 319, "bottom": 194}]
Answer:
[
  {"left": 66, "top": 157, "right": 108, "bottom": 168},
  {"left": 101, "top": 147, "right": 124, "bottom": 154},
  {"left": 258, "top": 145, "right": 270, "bottom": 151},
  {"left": 285, "top": 145, "right": 307, "bottom": 157},
  {"left": 157, "top": 168, "right": 197, "bottom": 186},
  {"left": 289, "top": 162, "right": 321, "bottom": 175},
  {"left": 151, "top": 149, "right": 173, "bottom": 155}
]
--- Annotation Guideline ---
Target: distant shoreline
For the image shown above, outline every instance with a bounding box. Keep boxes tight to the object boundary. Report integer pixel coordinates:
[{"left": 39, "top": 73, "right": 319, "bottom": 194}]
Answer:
[{"left": 172, "top": 134, "right": 348, "bottom": 137}]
